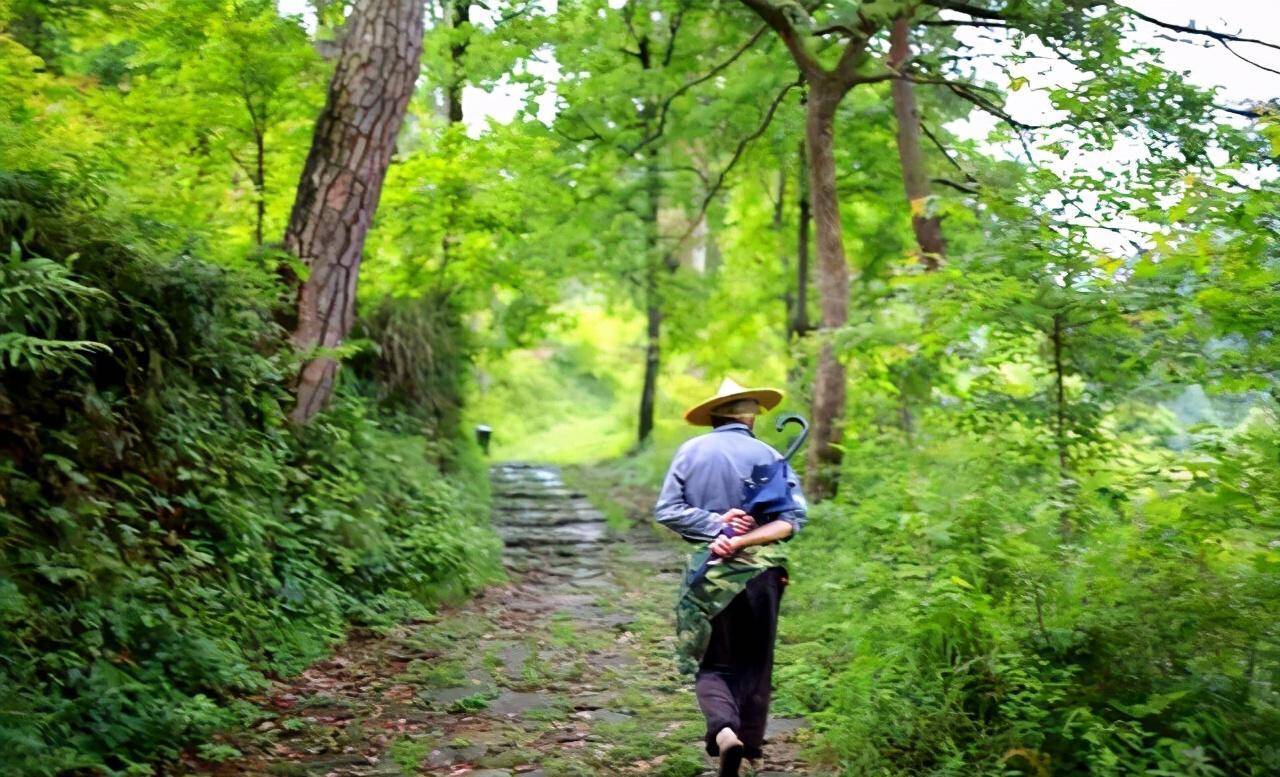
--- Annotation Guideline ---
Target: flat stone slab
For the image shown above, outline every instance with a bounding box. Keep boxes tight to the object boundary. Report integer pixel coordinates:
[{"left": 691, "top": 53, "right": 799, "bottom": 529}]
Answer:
[
  {"left": 421, "top": 685, "right": 490, "bottom": 705},
  {"left": 296, "top": 753, "right": 370, "bottom": 773},
  {"left": 492, "top": 488, "right": 585, "bottom": 500},
  {"left": 496, "top": 521, "right": 607, "bottom": 546},
  {"left": 573, "top": 708, "right": 633, "bottom": 725},
  {"left": 424, "top": 743, "right": 488, "bottom": 767},
  {"left": 766, "top": 716, "right": 808, "bottom": 738},
  {"left": 487, "top": 689, "right": 559, "bottom": 716},
  {"left": 570, "top": 690, "right": 619, "bottom": 709},
  {"left": 493, "top": 509, "right": 605, "bottom": 527},
  {"left": 498, "top": 644, "right": 530, "bottom": 677}
]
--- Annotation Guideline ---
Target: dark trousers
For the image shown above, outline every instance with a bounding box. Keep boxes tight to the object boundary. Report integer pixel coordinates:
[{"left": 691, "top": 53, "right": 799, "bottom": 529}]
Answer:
[{"left": 696, "top": 566, "right": 786, "bottom": 759}]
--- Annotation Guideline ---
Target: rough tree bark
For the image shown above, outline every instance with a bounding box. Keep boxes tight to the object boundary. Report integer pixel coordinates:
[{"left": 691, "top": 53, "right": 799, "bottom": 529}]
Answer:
[
  {"left": 773, "top": 163, "right": 793, "bottom": 334},
  {"left": 803, "top": 82, "right": 851, "bottom": 498},
  {"left": 285, "top": 0, "right": 426, "bottom": 424},
  {"left": 1050, "top": 311, "right": 1070, "bottom": 539},
  {"left": 888, "top": 15, "right": 945, "bottom": 439},
  {"left": 736, "top": 0, "right": 880, "bottom": 498},
  {"left": 253, "top": 127, "right": 266, "bottom": 246},
  {"left": 445, "top": 0, "right": 470, "bottom": 123},
  {"left": 632, "top": 23, "right": 679, "bottom": 447},
  {"left": 794, "top": 139, "right": 811, "bottom": 338},
  {"left": 889, "top": 16, "right": 944, "bottom": 270},
  {"left": 637, "top": 144, "right": 664, "bottom": 445}
]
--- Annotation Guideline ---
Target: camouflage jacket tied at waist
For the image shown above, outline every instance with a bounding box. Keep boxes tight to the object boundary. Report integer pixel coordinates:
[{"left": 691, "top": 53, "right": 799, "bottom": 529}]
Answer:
[{"left": 674, "top": 543, "right": 789, "bottom": 676}]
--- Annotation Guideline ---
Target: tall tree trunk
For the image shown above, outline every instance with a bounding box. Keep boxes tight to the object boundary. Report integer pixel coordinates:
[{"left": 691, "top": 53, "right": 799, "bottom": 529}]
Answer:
[
  {"left": 889, "top": 16, "right": 944, "bottom": 270},
  {"left": 285, "top": 0, "right": 426, "bottom": 424},
  {"left": 253, "top": 127, "right": 266, "bottom": 246},
  {"left": 795, "top": 139, "right": 812, "bottom": 337},
  {"left": 734, "top": 1, "right": 880, "bottom": 499},
  {"left": 637, "top": 146, "right": 662, "bottom": 445},
  {"left": 804, "top": 83, "right": 851, "bottom": 500},
  {"left": 639, "top": 285, "right": 661, "bottom": 445},
  {"left": 1051, "top": 312, "right": 1070, "bottom": 539},
  {"left": 774, "top": 163, "right": 794, "bottom": 338},
  {"left": 786, "top": 141, "right": 813, "bottom": 387},
  {"left": 446, "top": 0, "right": 470, "bottom": 123}
]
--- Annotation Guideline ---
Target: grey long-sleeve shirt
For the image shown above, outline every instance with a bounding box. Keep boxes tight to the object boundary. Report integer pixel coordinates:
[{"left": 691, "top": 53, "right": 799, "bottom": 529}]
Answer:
[{"left": 653, "top": 422, "right": 808, "bottom": 542}]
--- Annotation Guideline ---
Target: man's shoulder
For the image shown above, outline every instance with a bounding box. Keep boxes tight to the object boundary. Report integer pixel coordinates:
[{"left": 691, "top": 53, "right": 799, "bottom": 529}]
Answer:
[
  {"left": 675, "top": 432, "right": 717, "bottom": 456},
  {"left": 677, "top": 430, "right": 781, "bottom": 459}
]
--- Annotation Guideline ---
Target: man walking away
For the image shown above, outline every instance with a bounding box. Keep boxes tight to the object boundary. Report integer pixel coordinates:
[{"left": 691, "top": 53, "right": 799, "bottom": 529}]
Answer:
[{"left": 654, "top": 378, "right": 808, "bottom": 777}]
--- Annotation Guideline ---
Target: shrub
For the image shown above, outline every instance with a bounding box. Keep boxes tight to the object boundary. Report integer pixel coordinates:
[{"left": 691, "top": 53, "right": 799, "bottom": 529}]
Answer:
[
  {"left": 777, "top": 424, "right": 1280, "bottom": 776},
  {"left": 0, "top": 171, "right": 500, "bottom": 774}
]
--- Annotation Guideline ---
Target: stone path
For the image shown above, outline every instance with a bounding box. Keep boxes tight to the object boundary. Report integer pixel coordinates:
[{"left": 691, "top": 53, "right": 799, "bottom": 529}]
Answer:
[{"left": 187, "top": 463, "right": 813, "bottom": 776}]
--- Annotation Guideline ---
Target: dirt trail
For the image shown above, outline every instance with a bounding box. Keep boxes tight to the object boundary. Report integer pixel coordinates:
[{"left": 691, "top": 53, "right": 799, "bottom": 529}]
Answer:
[{"left": 190, "top": 463, "right": 812, "bottom": 777}]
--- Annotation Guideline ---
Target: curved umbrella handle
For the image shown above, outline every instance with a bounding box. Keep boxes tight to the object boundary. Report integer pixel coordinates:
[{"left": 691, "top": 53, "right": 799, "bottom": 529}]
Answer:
[{"left": 775, "top": 412, "right": 809, "bottom": 462}]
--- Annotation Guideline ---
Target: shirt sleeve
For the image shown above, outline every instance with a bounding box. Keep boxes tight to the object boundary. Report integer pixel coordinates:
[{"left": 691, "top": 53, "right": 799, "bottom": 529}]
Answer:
[
  {"left": 775, "top": 460, "right": 809, "bottom": 535},
  {"left": 653, "top": 445, "right": 723, "bottom": 542}
]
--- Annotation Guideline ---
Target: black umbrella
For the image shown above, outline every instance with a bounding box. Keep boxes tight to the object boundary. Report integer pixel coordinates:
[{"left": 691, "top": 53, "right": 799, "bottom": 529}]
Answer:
[{"left": 685, "top": 413, "right": 809, "bottom": 587}]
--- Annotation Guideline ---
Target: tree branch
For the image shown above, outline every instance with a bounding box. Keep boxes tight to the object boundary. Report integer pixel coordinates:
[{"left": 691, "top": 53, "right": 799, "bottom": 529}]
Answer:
[
  {"left": 832, "top": 11, "right": 880, "bottom": 84},
  {"left": 662, "top": 5, "right": 687, "bottom": 67},
  {"left": 1214, "top": 102, "right": 1276, "bottom": 119},
  {"left": 1218, "top": 38, "right": 1280, "bottom": 77},
  {"left": 921, "top": 122, "right": 972, "bottom": 178},
  {"left": 833, "top": 34, "right": 873, "bottom": 84},
  {"left": 661, "top": 79, "right": 802, "bottom": 262},
  {"left": 933, "top": 177, "right": 979, "bottom": 194},
  {"left": 493, "top": 2, "right": 535, "bottom": 26},
  {"left": 736, "top": 0, "right": 822, "bottom": 76},
  {"left": 921, "top": 0, "right": 1008, "bottom": 22},
  {"left": 625, "top": 25, "right": 768, "bottom": 155},
  {"left": 1120, "top": 4, "right": 1280, "bottom": 54},
  {"left": 941, "top": 79, "right": 1042, "bottom": 131},
  {"left": 918, "top": 18, "right": 1010, "bottom": 28},
  {"left": 812, "top": 23, "right": 860, "bottom": 38}
]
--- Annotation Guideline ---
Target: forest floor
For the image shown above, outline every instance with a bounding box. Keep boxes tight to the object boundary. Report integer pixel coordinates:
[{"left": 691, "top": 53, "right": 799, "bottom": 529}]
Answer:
[{"left": 185, "top": 462, "right": 817, "bottom": 777}]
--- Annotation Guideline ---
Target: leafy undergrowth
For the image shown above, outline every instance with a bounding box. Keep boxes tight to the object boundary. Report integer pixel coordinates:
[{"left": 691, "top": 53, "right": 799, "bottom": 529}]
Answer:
[
  {"left": 773, "top": 429, "right": 1280, "bottom": 776},
  {"left": 0, "top": 171, "right": 501, "bottom": 775}
]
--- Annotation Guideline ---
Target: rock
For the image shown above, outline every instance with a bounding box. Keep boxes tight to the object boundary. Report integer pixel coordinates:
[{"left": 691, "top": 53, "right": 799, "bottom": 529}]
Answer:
[
  {"left": 495, "top": 521, "right": 608, "bottom": 546},
  {"left": 497, "top": 644, "right": 530, "bottom": 677},
  {"left": 459, "top": 743, "right": 489, "bottom": 761},
  {"left": 593, "top": 654, "right": 632, "bottom": 670},
  {"left": 573, "top": 709, "right": 632, "bottom": 725},
  {"left": 421, "top": 685, "right": 489, "bottom": 705},
  {"left": 595, "top": 612, "right": 636, "bottom": 629},
  {"left": 486, "top": 689, "right": 559, "bottom": 716},
  {"left": 569, "top": 691, "right": 617, "bottom": 709},
  {"left": 296, "top": 753, "right": 367, "bottom": 773},
  {"left": 765, "top": 717, "right": 808, "bottom": 739}
]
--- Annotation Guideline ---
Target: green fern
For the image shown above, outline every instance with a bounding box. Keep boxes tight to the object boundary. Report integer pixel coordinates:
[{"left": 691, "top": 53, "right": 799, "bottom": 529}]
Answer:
[{"left": 0, "top": 241, "right": 110, "bottom": 372}]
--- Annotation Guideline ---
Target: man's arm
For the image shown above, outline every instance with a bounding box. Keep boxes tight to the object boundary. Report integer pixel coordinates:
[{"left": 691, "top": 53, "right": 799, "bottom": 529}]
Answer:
[
  {"left": 776, "top": 460, "right": 809, "bottom": 534},
  {"left": 654, "top": 446, "right": 723, "bottom": 542},
  {"left": 710, "top": 518, "right": 794, "bottom": 557},
  {"left": 708, "top": 459, "right": 808, "bottom": 556}
]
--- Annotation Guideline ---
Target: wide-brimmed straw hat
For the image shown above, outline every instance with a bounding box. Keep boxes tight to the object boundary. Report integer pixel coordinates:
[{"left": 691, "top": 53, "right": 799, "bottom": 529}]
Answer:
[{"left": 683, "top": 377, "right": 784, "bottom": 427}]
